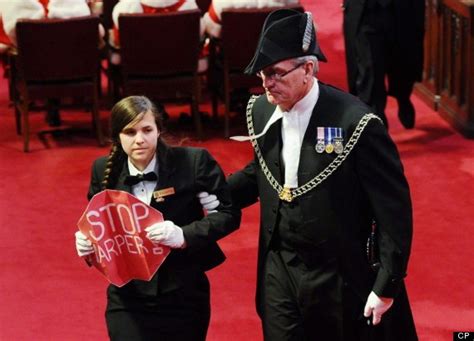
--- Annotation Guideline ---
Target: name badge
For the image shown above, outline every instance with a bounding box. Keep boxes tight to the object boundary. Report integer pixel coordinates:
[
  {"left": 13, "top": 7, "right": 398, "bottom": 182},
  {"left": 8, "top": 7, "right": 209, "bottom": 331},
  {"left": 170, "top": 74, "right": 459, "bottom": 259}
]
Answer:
[{"left": 153, "top": 187, "right": 175, "bottom": 202}]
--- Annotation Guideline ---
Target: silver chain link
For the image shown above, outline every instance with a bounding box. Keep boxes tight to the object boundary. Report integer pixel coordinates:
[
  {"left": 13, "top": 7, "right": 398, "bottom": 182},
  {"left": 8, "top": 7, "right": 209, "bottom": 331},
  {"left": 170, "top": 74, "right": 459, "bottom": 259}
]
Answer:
[{"left": 245, "top": 95, "right": 382, "bottom": 199}]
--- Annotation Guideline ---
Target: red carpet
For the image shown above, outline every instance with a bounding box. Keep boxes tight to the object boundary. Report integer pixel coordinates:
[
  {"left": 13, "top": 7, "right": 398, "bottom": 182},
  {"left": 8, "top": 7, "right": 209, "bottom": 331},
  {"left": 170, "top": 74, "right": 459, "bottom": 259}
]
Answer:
[{"left": 1, "top": 1, "right": 473, "bottom": 340}]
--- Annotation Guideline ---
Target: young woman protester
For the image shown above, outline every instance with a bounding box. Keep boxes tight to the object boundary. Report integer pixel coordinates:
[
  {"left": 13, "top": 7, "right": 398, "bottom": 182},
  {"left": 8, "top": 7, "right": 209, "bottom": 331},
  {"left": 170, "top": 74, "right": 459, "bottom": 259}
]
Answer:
[{"left": 75, "top": 95, "right": 240, "bottom": 340}]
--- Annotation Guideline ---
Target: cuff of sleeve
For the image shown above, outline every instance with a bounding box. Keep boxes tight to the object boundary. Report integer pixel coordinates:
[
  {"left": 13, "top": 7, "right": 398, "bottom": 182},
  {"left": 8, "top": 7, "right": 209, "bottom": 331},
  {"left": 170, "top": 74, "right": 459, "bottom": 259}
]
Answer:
[
  {"left": 372, "top": 267, "right": 405, "bottom": 298},
  {"left": 182, "top": 226, "right": 196, "bottom": 248}
]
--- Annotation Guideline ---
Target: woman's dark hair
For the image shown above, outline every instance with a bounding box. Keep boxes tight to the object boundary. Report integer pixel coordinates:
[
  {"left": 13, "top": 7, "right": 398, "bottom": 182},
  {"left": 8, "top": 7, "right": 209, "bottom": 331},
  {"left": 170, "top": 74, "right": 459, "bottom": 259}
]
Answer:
[{"left": 102, "top": 96, "right": 165, "bottom": 189}]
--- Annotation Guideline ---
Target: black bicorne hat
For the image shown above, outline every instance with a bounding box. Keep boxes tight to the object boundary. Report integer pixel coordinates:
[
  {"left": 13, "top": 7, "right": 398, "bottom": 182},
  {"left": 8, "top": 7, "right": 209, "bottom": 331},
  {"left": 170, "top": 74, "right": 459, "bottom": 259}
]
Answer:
[{"left": 244, "top": 9, "right": 327, "bottom": 75}]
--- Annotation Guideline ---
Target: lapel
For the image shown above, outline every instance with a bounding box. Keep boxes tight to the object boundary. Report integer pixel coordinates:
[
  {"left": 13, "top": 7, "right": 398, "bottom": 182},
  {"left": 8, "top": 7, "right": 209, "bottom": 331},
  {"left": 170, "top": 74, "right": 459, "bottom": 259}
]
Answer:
[
  {"left": 115, "top": 162, "right": 132, "bottom": 193},
  {"left": 258, "top": 108, "right": 283, "bottom": 185},
  {"left": 155, "top": 141, "right": 176, "bottom": 192},
  {"left": 148, "top": 141, "right": 176, "bottom": 207}
]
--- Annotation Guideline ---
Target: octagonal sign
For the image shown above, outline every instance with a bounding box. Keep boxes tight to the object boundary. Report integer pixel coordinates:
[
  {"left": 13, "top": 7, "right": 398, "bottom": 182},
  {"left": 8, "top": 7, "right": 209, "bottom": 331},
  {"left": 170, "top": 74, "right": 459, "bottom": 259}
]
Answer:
[{"left": 77, "top": 189, "right": 170, "bottom": 287}]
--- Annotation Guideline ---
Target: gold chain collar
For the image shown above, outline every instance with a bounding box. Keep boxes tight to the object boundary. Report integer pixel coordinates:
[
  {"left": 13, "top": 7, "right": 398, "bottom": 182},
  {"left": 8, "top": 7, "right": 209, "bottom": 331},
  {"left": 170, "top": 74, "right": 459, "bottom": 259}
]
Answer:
[{"left": 245, "top": 95, "right": 382, "bottom": 202}]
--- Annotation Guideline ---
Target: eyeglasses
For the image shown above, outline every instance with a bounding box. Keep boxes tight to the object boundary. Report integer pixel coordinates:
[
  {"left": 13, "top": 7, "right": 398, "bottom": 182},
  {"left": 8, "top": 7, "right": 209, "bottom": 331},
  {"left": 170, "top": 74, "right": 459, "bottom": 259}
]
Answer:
[{"left": 256, "top": 63, "right": 305, "bottom": 81}]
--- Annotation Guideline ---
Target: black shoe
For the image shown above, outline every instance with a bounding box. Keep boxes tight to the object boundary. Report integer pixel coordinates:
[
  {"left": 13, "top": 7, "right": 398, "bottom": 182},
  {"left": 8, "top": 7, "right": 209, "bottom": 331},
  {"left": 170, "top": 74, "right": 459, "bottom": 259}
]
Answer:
[
  {"left": 46, "top": 109, "right": 61, "bottom": 127},
  {"left": 397, "top": 99, "right": 415, "bottom": 129}
]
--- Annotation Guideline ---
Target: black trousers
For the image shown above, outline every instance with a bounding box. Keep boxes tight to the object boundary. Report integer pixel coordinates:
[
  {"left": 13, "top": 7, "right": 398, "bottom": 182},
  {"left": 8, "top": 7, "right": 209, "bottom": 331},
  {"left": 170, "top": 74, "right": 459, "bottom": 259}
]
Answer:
[
  {"left": 260, "top": 250, "right": 399, "bottom": 341},
  {"left": 346, "top": 3, "right": 414, "bottom": 119},
  {"left": 261, "top": 249, "right": 344, "bottom": 340},
  {"left": 105, "top": 272, "right": 210, "bottom": 341}
]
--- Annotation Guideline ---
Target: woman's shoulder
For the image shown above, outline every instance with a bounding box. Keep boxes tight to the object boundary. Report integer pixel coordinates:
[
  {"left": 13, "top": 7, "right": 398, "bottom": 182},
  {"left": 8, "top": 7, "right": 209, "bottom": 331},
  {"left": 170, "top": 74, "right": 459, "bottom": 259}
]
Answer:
[
  {"left": 91, "top": 155, "right": 110, "bottom": 171},
  {"left": 167, "top": 144, "right": 207, "bottom": 154},
  {"left": 164, "top": 145, "right": 214, "bottom": 166}
]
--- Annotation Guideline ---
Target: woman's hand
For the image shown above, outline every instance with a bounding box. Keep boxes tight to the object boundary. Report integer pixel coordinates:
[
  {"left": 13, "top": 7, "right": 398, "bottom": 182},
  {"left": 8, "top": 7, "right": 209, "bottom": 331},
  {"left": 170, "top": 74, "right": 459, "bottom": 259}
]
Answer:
[
  {"left": 75, "top": 230, "right": 94, "bottom": 257},
  {"left": 145, "top": 221, "right": 185, "bottom": 249}
]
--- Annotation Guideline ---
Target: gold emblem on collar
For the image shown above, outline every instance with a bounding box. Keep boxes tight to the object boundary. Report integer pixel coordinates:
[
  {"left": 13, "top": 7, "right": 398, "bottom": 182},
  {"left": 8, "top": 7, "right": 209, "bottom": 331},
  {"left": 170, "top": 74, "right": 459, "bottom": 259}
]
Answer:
[{"left": 279, "top": 187, "right": 293, "bottom": 202}]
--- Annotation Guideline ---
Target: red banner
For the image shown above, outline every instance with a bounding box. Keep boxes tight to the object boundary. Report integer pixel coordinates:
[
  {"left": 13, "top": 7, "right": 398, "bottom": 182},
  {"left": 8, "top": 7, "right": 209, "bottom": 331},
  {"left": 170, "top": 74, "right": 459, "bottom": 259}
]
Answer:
[{"left": 77, "top": 190, "right": 170, "bottom": 287}]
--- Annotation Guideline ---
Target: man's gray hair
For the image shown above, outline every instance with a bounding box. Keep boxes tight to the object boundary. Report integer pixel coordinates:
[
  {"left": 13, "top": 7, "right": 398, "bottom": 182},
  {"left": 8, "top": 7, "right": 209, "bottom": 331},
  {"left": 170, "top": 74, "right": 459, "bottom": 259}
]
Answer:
[{"left": 294, "top": 55, "right": 319, "bottom": 74}]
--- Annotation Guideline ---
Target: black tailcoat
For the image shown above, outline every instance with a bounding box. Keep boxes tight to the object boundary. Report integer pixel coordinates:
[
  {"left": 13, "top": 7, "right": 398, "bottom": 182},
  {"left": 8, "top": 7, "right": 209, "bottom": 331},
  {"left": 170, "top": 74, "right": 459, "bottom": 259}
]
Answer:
[{"left": 228, "top": 83, "right": 417, "bottom": 340}]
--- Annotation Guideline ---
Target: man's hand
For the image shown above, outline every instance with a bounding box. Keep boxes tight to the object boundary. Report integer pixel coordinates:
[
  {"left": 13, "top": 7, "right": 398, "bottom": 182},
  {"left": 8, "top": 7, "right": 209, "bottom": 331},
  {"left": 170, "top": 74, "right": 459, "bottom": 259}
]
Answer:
[
  {"left": 145, "top": 221, "right": 185, "bottom": 249},
  {"left": 197, "top": 191, "right": 220, "bottom": 214},
  {"left": 75, "top": 230, "right": 94, "bottom": 257},
  {"left": 363, "top": 291, "right": 394, "bottom": 325}
]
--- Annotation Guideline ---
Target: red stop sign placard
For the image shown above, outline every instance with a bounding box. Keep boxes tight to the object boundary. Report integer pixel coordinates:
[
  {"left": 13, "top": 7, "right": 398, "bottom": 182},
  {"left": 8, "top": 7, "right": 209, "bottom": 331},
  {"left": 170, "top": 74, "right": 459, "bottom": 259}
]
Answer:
[{"left": 77, "top": 190, "right": 170, "bottom": 287}]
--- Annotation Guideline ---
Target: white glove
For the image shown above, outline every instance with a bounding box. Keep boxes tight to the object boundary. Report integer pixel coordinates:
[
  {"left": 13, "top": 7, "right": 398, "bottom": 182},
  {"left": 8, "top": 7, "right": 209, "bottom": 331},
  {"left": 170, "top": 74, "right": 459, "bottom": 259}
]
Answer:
[
  {"left": 363, "top": 291, "right": 394, "bottom": 325},
  {"left": 75, "top": 230, "right": 94, "bottom": 257},
  {"left": 145, "top": 220, "right": 185, "bottom": 249},
  {"left": 197, "top": 191, "right": 220, "bottom": 214}
]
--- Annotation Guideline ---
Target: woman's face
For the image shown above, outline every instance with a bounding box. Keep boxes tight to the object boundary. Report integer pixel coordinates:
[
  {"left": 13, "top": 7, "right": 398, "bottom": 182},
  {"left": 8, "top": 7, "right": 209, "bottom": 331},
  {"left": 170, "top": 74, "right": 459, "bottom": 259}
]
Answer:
[{"left": 119, "top": 110, "right": 159, "bottom": 171}]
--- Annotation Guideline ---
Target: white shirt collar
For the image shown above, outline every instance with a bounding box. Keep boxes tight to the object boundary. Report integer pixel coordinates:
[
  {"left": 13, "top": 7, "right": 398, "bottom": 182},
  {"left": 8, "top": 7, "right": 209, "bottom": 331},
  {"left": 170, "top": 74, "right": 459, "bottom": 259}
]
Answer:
[
  {"left": 280, "top": 78, "right": 320, "bottom": 142},
  {"left": 281, "top": 77, "right": 319, "bottom": 116},
  {"left": 280, "top": 78, "right": 320, "bottom": 188}
]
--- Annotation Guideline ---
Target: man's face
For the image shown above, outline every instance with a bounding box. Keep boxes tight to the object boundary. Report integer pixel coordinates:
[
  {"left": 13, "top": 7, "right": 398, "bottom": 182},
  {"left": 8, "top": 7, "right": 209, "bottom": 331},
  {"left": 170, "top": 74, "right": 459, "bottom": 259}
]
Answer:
[{"left": 258, "top": 59, "right": 308, "bottom": 111}]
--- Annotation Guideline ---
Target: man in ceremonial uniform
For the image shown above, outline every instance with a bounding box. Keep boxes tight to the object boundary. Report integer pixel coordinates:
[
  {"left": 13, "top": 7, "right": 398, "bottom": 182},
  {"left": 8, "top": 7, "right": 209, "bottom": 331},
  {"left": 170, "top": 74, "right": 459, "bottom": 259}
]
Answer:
[{"left": 228, "top": 9, "right": 418, "bottom": 340}]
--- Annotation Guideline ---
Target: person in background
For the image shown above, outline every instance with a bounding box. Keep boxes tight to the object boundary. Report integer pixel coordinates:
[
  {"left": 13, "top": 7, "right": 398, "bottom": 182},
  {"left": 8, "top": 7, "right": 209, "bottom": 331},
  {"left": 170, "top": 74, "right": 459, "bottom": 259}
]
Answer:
[
  {"left": 87, "top": 0, "right": 104, "bottom": 15},
  {"left": 202, "top": 0, "right": 301, "bottom": 114},
  {"left": 0, "top": 0, "right": 104, "bottom": 126},
  {"left": 0, "top": 9, "right": 9, "bottom": 53},
  {"left": 0, "top": 9, "right": 11, "bottom": 82},
  {"left": 109, "top": 0, "right": 207, "bottom": 72},
  {"left": 201, "top": 8, "right": 417, "bottom": 340},
  {"left": 75, "top": 95, "right": 240, "bottom": 340},
  {"left": 202, "top": 0, "right": 300, "bottom": 39},
  {"left": 343, "top": 0, "right": 425, "bottom": 129}
]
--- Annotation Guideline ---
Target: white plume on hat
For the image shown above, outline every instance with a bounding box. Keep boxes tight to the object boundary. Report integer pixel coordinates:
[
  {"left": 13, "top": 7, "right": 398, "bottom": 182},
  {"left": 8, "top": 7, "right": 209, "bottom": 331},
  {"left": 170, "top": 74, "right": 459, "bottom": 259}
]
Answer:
[{"left": 302, "top": 12, "right": 312, "bottom": 52}]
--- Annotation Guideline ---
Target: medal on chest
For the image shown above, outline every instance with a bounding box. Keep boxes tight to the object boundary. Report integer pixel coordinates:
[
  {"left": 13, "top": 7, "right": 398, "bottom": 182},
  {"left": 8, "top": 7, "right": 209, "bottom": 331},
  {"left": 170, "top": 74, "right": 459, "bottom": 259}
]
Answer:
[{"left": 315, "top": 127, "right": 344, "bottom": 154}]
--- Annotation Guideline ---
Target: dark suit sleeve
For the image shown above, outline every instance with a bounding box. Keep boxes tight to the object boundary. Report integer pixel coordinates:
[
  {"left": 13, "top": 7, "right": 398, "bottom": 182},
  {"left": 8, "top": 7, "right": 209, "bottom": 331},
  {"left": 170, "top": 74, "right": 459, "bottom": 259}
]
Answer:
[
  {"left": 180, "top": 149, "right": 241, "bottom": 249},
  {"left": 354, "top": 119, "right": 413, "bottom": 298},
  {"left": 227, "top": 159, "right": 260, "bottom": 208}
]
